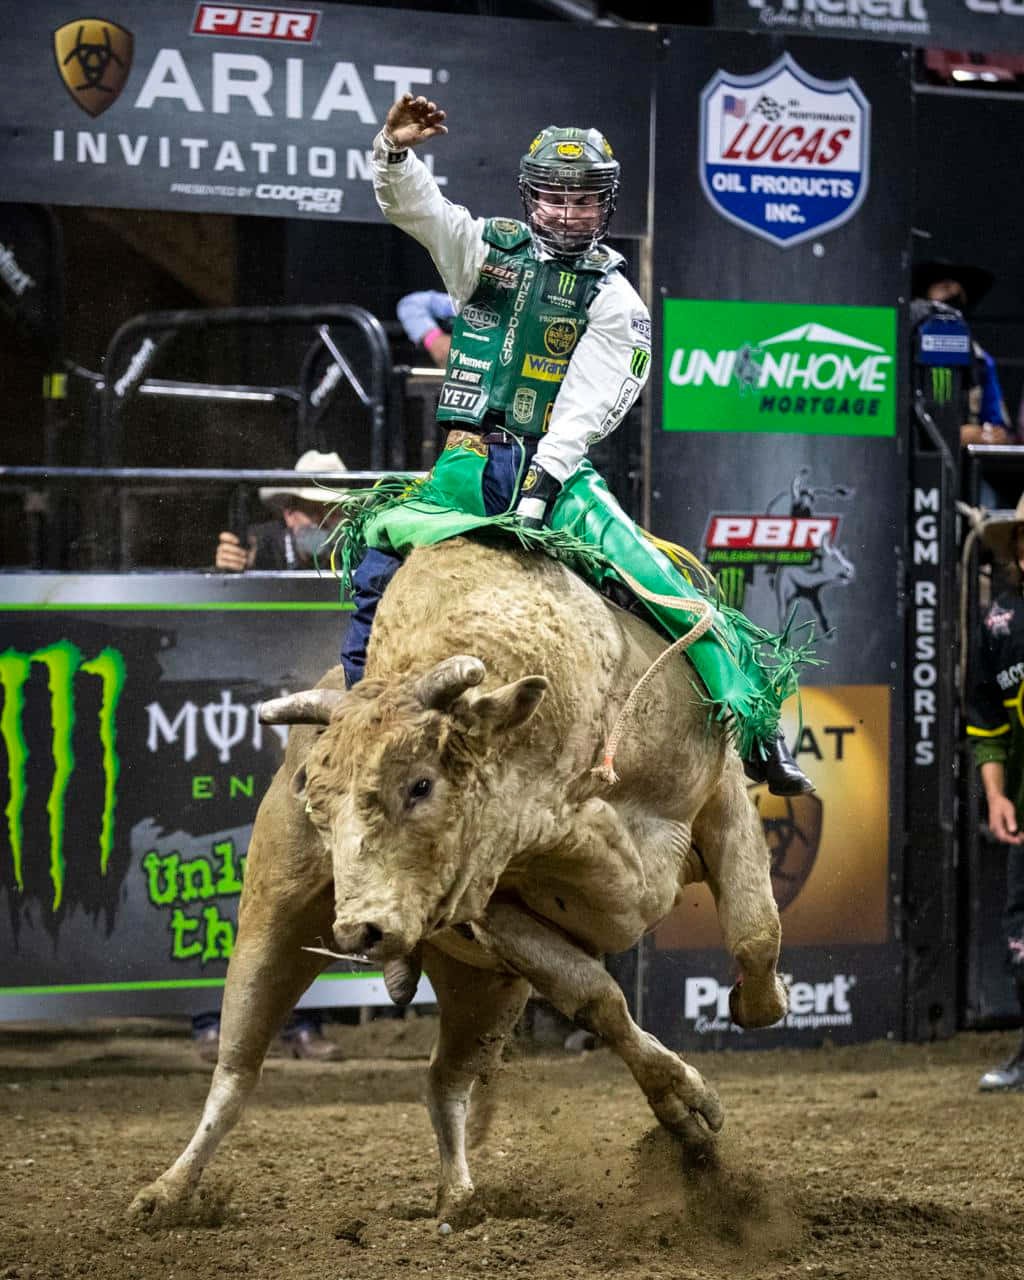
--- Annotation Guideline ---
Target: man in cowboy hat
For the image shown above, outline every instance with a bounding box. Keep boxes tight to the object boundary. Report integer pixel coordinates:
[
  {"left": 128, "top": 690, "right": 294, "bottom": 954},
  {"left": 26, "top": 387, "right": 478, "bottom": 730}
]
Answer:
[
  {"left": 912, "top": 258, "right": 1011, "bottom": 450},
  {"left": 214, "top": 449, "right": 348, "bottom": 572},
  {"left": 967, "top": 492, "right": 1024, "bottom": 1091}
]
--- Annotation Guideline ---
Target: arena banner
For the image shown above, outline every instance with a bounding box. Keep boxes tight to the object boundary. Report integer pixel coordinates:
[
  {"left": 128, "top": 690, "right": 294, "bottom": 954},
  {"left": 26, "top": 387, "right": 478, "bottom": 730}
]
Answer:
[
  {"left": 0, "top": 574, "right": 435, "bottom": 1021},
  {"left": 643, "top": 30, "right": 910, "bottom": 1043},
  {"left": 663, "top": 299, "right": 897, "bottom": 436},
  {"left": 0, "top": 205, "right": 64, "bottom": 348},
  {"left": 714, "top": 0, "right": 1024, "bottom": 52},
  {"left": 0, "top": 3, "right": 653, "bottom": 229}
]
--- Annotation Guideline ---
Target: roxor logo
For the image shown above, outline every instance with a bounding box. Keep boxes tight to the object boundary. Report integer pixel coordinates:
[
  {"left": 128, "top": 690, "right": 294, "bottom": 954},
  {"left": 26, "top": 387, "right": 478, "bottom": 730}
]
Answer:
[
  {"left": 192, "top": 5, "right": 321, "bottom": 41},
  {"left": 53, "top": 18, "right": 134, "bottom": 118},
  {"left": 0, "top": 641, "right": 125, "bottom": 910}
]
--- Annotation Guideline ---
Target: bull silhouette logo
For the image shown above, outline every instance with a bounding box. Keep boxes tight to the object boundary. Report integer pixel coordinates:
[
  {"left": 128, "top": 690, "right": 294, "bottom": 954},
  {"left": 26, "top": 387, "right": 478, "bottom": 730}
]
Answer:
[
  {"left": 754, "top": 790, "right": 822, "bottom": 912},
  {"left": 53, "top": 19, "right": 133, "bottom": 117}
]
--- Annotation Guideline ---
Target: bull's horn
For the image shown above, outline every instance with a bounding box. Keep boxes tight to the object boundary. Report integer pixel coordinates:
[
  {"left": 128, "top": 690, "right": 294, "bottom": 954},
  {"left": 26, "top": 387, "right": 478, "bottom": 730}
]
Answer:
[
  {"left": 413, "top": 655, "right": 486, "bottom": 712},
  {"left": 258, "top": 688, "right": 347, "bottom": 725}
]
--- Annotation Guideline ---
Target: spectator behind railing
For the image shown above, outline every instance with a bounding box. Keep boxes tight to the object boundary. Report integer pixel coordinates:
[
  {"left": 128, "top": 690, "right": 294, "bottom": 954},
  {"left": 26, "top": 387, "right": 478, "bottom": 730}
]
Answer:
[
  {"left": 214, "top": 449, "right": 349, "bottom": 572},
  {"left": 913, "top": 258, "right": 1014, "bottom": 508},
  {"left": 396, "top": 290, "right": 455, "bottom": 368}
]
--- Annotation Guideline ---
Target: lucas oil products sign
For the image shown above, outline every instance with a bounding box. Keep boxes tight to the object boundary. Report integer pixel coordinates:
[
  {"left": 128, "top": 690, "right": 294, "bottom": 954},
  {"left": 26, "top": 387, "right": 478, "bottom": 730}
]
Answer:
[
  {"left": 700, "top": 53, "right": 869, "bottom": 248},
  {"left": 662, "top": 299, "right": 897, "bottom": 436}
]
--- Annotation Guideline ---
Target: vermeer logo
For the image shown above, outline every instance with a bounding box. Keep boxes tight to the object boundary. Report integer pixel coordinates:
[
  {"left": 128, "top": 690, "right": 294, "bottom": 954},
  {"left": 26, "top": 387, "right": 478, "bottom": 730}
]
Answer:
[
  {"left": 53, "top": 19, "right": 134, "bottom": 118},
  {"left": 0, "top": 641, "right": 125, "bottom": 910},
  {"left": 663, "top": 298, "right": 896, "bottom": 436}
]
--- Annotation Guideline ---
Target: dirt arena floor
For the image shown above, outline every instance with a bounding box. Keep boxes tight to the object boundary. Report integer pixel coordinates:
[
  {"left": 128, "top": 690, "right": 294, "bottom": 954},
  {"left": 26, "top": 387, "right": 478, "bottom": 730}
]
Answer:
[{"left": 1, "top": 1015, "right": 1022, "bottom": 1280}]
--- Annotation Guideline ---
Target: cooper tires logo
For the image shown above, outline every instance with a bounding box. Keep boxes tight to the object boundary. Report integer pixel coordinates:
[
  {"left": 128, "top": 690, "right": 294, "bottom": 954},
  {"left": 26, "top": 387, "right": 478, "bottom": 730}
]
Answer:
[{"left": 53, "top": 19, "right": 133, "bottom": 118}]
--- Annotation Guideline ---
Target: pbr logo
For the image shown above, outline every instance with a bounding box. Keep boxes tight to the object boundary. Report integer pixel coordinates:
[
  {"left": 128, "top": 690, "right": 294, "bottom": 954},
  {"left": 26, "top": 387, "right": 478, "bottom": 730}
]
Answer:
[
  {"left": 53, "top": 19, "right": 134, "bottom": 118},
  {"left": 699, "top": 52, "right": 870, "bottom": 249}
]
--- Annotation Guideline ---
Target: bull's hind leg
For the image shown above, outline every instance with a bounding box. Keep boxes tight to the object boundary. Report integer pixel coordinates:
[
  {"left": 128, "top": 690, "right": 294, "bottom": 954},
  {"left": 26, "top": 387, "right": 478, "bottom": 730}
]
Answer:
[
  {"left": 692, "top": 763, "right": 788, "bottom": 1029},
  {"left": 473, "top": 900, "right": 723, "bottom": 1144},
  {"left": 130, "top": 811, "right": 335, "bottom": 1223},
  {"left": 421, "top": 942, "right": 530, "bottom": 1225}
]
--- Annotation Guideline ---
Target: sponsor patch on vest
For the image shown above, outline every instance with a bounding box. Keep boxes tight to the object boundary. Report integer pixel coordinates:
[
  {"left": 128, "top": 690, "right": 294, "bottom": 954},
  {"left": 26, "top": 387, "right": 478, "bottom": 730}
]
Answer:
[
  {"left": 457, "top": 352, "right": 492, "bottom": 370},
  {"left": 521, "top": 353, "right": 569, "bottom": 383},
  {"left": 500, "top": 265, "right": 536, "bottom": 367},
  {"left": 450, "top": 367, "right": 482, "bottom": 385},
  {"left": 440, "top": 384, "right": 486, "bottom": 414},
  {"left": 481, "top": 262, "right": 520, "bottom": 289},
  {"left": 631, "top": 313, "right": 652, "bottom": 343},
  {"left": 543, "top": 318, "right": 578, "bottom": 357},
  {"left": 462, "top": 303, "right": 500, "bottom": 331},
  {"left": 512, "top": 387, "right": 537, "bottom": 425},
  {"left": 492, "top": 218, "right": 522, "bottom": 234}
]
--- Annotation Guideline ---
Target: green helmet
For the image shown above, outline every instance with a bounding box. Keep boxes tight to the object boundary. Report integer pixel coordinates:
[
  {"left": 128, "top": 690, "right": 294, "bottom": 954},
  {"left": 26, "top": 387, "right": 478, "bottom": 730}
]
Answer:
[{"left": 518, "top": 126, "right": 621, "bottom": 257}]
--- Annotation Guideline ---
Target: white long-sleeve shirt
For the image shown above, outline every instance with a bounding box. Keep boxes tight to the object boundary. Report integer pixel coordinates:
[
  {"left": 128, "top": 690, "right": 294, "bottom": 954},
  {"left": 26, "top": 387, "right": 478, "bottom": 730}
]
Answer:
[{"left": 372, "top": 134, "right": 651, "bottom": 485}]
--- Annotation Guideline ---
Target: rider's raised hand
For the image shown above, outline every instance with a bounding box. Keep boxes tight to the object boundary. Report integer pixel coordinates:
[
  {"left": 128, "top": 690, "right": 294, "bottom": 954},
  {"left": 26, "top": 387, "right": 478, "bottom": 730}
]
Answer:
[{"left": 384, "top": 94, "right": 448, "bottom": 149}]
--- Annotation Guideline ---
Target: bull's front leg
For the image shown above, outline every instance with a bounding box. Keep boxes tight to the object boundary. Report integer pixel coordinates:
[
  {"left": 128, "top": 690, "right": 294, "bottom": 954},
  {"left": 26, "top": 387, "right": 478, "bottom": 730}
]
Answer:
[
  {"left": 472, "top": 899, "right": 723, "bottom": 1147},
  {"left": 420, "top": 941, "right": 530, "bottom": 1226},
  {"left": 130, "top": 804, "right": 335, "bottom": 1224}
]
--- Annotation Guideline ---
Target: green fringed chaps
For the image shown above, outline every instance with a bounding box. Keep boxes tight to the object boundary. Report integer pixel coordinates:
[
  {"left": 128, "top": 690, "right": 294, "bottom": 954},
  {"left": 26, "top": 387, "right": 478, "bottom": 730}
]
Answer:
[{"left": 325, "top": 448, "right": 806, "bottom": 758}]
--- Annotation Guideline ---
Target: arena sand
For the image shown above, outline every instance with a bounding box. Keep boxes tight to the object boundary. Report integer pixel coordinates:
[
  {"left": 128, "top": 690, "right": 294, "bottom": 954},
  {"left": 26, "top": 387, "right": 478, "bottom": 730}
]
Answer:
[{"left": 1, "top": 1016, "right": 1021, "bottom": 1280}]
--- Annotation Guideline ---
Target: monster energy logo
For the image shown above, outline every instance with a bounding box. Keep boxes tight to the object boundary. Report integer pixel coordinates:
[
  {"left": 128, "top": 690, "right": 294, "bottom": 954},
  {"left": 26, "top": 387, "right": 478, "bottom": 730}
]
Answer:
[
  {"left": 716, "top": 566, "right": 747, "bottom": 610},
  {"left": 557, "top": 271, "right": 577, "bottom": 297},
  {"left": 930, "top": 366, "right": 953, "bottom": 405},
  {"left": 0, "top": 640, "right": 125, "bottom": 910},
  {"left": 630, "top": 348, "right": 650, "bottom": 379}
]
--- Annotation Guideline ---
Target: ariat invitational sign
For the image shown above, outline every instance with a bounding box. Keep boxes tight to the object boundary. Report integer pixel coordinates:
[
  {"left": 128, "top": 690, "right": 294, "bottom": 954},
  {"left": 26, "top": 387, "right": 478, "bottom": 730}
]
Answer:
[
  {"left": 699, "top": 53, "right": 870, "bottom": 248},
  {"left": 662, "top": 298, "right": 896, "bottom": 436}
]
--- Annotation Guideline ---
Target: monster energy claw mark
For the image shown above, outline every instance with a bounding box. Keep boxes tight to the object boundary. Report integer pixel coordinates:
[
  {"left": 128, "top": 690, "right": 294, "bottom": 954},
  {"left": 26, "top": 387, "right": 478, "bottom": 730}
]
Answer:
[
  {"left": 0, "top": 641, "right": 125, "bottom": 910},
  {"left": 930, "top": 366, "right": 952, "bottom": 405},
  {"left": 716, "top": 565, "right": 747, "bottom": 610}
]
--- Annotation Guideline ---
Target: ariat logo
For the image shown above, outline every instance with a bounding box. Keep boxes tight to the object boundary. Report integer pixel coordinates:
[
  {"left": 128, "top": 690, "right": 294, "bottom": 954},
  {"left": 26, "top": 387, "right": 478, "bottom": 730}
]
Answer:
[
  {"left": 1, "top": 641, "right": 125, "bottom": 910},
  {"left": 543, "top": 319, "right": 578, "bottom": 357},
  {"left": 521, "top": 353, "right": 568, "bottom": 383},
  {"left": 556, "top": 271, "right": 577, "bottom": 297},
  {"left": 53, "top": 19, "right": 134, "bottom": 118}
]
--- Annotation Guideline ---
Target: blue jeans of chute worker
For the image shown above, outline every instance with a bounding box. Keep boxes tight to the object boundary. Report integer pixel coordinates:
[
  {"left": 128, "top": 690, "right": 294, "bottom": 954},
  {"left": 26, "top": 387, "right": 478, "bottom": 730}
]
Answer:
[{"left": 339, "top": 438, "right": 529, "bottom": 688}]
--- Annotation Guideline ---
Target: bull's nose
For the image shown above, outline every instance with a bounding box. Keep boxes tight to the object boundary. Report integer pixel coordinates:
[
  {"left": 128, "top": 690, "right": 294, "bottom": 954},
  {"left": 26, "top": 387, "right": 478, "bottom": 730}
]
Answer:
[{"left": 333, "top": 920, "right": 385, "bottom": 957}]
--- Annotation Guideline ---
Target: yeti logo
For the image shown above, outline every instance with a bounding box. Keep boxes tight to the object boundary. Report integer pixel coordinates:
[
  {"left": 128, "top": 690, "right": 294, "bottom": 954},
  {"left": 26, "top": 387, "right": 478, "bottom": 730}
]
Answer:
[{"left": 53, "top": 19, "right": 134, "bottom": 117}]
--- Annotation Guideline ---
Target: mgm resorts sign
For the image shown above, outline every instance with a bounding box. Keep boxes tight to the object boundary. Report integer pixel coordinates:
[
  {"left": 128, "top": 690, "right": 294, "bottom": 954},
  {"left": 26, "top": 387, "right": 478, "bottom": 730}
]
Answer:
[{"left": 662, "top": 298, "right": 896, "bottom": 436}]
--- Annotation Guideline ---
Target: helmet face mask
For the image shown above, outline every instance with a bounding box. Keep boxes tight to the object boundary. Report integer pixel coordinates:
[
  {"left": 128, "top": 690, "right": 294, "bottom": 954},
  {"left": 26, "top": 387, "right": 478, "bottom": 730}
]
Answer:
[{"left": 519, "top": 126, "right": 620, "bottom": 257}]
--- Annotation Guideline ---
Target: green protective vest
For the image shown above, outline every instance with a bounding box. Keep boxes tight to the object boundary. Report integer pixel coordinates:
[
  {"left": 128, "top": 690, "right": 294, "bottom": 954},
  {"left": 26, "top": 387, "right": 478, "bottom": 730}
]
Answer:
[{"left": 436, "top": 218, "right": 623, "bottom": 437}]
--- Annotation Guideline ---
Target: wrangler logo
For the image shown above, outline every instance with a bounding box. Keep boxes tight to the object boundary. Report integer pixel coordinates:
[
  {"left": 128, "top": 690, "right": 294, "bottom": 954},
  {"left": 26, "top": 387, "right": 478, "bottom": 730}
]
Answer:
[
  {"left": 0, "top": 641, "right": 125, "bottom": 910},
  {"left": 53, "top": 19, "right": 134, "bottom": 118},
  {"left": 521, "top": 354, "right": 568, "bottom": 383}
]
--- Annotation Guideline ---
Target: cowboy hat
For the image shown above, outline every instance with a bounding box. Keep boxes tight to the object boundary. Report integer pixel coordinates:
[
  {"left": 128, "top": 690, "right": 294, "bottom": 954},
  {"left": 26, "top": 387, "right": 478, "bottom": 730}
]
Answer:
[
  {"left": 981, "top": 492, "right": 1024, "bottom": 564},
  {"left": 911, "top": 258, "right": 995, "bottom": 310},
  {"left": 258, "top": 449, "right": 349, "bottom": 507}
]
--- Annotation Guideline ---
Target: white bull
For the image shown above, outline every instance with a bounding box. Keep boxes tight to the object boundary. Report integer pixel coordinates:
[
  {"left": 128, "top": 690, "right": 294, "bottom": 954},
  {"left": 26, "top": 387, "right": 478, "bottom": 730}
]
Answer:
[{"left": 131, "top": 537, "right": 787, "bottom": 1226}]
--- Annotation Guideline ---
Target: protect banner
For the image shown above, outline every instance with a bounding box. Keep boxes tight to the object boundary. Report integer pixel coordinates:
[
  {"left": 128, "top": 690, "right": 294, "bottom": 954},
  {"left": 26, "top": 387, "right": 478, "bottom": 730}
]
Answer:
[
  {"left": 715, "top": 0, "right": 1024, "bottom": 53},
  {"left": 0, "top": 2, "right": 653, "bottom": 228},
  {"left": 643, "top": 30, "right": 910, "bottom": 1046},
  {"left": 0, "top": 574, "right": 433, "bottom": 1021}
]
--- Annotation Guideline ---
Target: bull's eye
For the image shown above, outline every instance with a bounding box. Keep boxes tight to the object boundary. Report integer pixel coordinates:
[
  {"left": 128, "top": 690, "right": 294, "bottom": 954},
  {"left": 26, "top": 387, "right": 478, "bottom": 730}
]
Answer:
[{"left": 408, "top": 777, "right": 433, "bottom": 802}]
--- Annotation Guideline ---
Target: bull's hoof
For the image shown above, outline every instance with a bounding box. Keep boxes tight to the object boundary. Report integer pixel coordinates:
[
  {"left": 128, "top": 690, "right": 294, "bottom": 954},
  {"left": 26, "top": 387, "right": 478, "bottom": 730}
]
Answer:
[
  {"left": 436, "top": 1182, "right": 483, "bottom": 1230},
  {"left": 647, "top": 1055, "right": 724, "bottom": 1139},
  {"left": 728, "top": 974, "right": 787, "bottom": 1030},
  {"left": 128, "top": 1177, "right": 188, "bottom": 1226}
]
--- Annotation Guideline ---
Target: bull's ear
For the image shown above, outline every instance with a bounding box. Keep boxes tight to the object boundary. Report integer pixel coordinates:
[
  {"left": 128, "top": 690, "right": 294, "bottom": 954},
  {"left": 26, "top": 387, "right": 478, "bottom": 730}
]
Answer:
[
  {"left": 291, "top": 763, "right": 308, "bottom": 800},
  {"left": 468, "top": 675, "right": 548, "bottom": 735}
]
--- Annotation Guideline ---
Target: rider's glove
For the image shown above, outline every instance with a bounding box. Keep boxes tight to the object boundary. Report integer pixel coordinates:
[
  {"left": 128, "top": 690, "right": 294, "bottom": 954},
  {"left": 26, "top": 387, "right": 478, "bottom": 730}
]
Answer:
[{"left": 515, "top": 463, "right": 561, "bottom": 530}]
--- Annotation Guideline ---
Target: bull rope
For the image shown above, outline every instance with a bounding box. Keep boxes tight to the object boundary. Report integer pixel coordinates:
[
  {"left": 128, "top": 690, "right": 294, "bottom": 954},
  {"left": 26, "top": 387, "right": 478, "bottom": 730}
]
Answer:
[{"left": 591, "top": 574, "right": 713, "bottom": 787}]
